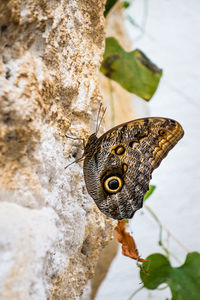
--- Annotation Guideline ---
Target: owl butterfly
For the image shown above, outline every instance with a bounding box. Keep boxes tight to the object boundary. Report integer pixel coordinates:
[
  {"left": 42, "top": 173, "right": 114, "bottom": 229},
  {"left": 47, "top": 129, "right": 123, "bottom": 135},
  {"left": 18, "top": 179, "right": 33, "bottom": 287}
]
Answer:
[{"left": 83, "top": 116, "right": 184, "bottom": 220}]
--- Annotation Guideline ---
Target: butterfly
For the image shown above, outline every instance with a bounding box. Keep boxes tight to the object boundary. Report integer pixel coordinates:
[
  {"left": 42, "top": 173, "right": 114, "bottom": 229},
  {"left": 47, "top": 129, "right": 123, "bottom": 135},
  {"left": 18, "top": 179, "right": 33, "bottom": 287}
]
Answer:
[{"left": 82, "top": 117, "right": 184, "bottom": 220}]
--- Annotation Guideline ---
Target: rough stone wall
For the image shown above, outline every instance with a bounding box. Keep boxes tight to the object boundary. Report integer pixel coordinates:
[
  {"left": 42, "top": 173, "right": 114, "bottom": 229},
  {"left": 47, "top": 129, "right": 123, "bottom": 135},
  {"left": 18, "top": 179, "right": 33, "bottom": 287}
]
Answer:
[{"left": 0, "top": 0, "right": 114, "bottom": 299}]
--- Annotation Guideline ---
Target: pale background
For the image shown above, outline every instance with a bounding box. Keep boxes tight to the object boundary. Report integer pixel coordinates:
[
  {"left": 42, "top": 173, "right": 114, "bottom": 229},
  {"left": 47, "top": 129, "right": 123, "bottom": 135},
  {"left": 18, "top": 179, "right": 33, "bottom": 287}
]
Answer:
[{"left": 96, "top": 0, "right": 200, "bottom": 299}]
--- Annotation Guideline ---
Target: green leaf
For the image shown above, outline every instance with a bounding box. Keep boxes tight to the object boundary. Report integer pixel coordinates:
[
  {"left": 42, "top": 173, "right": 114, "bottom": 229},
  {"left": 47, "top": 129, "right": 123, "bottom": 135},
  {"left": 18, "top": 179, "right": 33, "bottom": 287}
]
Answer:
[
  {"left": 104, "top": 0, "right": 119, "bottom": 17},
  {"left": 140, "top": 252, "right": 200, "bottom": 300},
  {"left": 100, "top": 37, "right": 162, "bottom": 100},
  {"left": 144, "top": 185, "right": 156, "bottom": 202},
  {"left": 123, "top": 1, "right": 131, "bottom": 8}
]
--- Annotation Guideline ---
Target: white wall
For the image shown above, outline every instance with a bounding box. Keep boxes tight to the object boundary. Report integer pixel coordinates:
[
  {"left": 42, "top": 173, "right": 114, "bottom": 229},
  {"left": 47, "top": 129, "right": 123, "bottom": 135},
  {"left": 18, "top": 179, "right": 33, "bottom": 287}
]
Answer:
[{"left": 96, "top": 0, "right": 200, "bottom": 299}]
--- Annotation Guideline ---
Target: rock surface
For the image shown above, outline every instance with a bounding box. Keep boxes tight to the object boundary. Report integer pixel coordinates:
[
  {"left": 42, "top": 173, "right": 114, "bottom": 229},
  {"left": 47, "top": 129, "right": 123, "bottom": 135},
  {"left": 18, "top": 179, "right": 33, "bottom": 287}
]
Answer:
[{"left": 0, "top": 1, "right": 115, "bottom": 299}]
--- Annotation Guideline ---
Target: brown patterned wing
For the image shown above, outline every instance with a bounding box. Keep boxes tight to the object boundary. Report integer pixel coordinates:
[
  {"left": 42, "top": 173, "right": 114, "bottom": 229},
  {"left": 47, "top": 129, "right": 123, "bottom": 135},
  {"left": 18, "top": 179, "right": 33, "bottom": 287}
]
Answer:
[{"left": 83, "top": 118, "right": 184, "bottom": 220}]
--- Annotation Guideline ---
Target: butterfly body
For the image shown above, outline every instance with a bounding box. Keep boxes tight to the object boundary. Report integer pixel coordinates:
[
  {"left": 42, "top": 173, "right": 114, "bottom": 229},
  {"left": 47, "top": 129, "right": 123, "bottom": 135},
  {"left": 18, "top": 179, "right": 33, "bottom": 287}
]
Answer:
[{"left": 83, "top": 117, "right": 184, "bottom": 220}]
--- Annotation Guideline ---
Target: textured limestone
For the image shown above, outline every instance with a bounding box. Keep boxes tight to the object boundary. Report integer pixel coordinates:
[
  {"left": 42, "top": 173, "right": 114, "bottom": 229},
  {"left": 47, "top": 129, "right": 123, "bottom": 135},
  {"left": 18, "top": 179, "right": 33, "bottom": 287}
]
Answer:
[{"left": 0, "top": 0, "right": 115, "bottom": 299}]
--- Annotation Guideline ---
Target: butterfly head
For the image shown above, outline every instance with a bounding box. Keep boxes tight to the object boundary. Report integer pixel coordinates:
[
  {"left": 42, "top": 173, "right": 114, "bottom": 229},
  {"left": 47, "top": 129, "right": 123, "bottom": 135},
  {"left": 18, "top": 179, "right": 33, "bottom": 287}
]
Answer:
[{"left": 84, "top": 133, "right": 98, "bottom": 156}]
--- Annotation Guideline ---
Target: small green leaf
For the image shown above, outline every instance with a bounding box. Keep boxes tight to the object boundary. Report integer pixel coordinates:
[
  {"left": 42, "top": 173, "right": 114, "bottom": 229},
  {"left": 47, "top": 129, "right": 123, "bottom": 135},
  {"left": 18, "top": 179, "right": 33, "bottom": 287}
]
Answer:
[
  {"left": 140, "top": 252, "right": 200, "bottom": 300},
  {"left": 104, "top": 0, "right": 119, "bottom": 17},
  {"left": 123, "top": 1, "right": 130, "bottom": 8},
  {"left": 144, "top": 185, "right": 156, "bottom": 201},
  {"left": 100, "top": 37, "right": 162, "bottom": 100}
]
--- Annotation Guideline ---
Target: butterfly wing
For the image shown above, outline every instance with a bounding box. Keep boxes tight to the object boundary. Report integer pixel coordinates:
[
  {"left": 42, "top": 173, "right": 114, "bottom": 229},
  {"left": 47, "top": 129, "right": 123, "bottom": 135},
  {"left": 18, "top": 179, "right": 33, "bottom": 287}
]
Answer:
[{"left": 83, "top": 118, "right": 184, "bottom": 220}]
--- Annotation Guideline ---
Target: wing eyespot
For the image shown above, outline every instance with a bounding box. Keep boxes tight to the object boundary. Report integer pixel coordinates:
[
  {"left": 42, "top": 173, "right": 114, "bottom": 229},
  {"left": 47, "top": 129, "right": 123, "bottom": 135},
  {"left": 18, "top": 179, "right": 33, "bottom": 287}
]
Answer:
[
  {"left": 103, "top": 175, "right": 123, "bottom": 194},
  {"left": 113, "top": 145, "right": 125, "bottom": 155},
  {"left": 122, "top": 163, "right": 128, "bottom": 173},
  {"left": 159, "top": 129, "right": 167, "bottom": 136}
]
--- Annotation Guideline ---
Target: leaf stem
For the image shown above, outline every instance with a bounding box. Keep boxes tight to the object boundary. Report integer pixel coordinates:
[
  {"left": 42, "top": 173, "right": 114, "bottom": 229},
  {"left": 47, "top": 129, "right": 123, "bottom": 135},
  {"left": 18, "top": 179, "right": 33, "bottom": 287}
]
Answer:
[
  {"left": 144, "top": 204, "right": 190, "bottom": 256},
  {"left": 157, "top": 284, "right": 168, "bottom": 290},
  {"left": 127, "top": 285, "right": 144, "bottom": 300}
]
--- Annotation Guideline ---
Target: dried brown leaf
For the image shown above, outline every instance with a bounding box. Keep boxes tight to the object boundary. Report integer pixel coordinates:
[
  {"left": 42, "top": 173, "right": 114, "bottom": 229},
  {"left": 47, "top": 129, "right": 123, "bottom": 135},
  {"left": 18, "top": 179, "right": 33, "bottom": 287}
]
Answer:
[{"left": 115, "top": 220, "right": 147, "bottom": 262}]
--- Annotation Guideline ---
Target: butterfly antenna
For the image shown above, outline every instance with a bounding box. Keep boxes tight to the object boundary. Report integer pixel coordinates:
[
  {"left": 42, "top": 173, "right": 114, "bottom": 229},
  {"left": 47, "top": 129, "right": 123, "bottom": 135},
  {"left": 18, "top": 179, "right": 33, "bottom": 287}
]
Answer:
[
  {"left": 65, "top": 135, "right": 85, "bottom": 148},
  {"left": 65, "top": 155, "right": 85, "bottom": 169},
  {"left": 96, "top": 106, "right": 107, "bottom": 134},
  {"left": 95, "top": 103, "right": 103, "bottom": 134}
]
